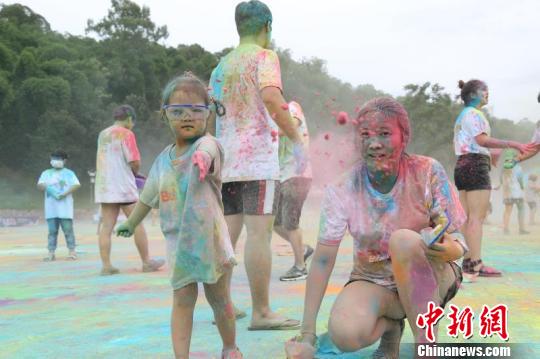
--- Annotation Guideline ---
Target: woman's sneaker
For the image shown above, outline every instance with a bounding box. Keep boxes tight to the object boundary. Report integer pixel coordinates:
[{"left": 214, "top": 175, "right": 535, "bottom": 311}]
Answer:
[{"left": 280, "top": 266, "right": 308, "bottom": 281}]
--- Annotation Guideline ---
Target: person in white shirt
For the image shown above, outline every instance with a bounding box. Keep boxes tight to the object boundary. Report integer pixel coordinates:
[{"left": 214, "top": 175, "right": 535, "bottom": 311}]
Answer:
[
  {"left": 37, "top": 149, "right": 80, "bottom": 261},
  {"left": 95, "top": 105, "right": 164, "bottom": 276}
]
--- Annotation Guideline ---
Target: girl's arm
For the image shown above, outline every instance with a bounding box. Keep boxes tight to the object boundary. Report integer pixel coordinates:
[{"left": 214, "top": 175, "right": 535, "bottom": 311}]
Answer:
[
  {"left": 299, "top": 242, "right": 339, "bottom": 343},
  {"left": 116, "top": 201, "right": 152, "bottom": 237}
]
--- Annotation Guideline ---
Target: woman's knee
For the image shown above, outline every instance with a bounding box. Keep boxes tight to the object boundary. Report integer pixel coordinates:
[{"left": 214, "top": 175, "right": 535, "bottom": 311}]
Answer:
[
  {"left": 389, "top": 229, "right": 423, "bottom": 261},
  {"left": 328, "top": 320, "right": 371, "bottom": 352}
]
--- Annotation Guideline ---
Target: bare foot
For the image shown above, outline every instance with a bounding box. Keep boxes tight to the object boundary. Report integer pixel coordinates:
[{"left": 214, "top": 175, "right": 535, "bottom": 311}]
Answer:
[
  {"left": 100, "top": 266, "right": 120, "bottom": 276},
  {"left": 249, "top": 312, "right": 300, "bottom": 330},
  {"left": 142, "top": 258, "right": 165, "bottom": 272}
]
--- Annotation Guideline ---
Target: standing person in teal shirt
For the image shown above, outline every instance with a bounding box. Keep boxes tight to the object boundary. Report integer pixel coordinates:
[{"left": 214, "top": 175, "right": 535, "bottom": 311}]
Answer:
[{"left": 37, "top": 149, "right": 81, "bottom": 261}]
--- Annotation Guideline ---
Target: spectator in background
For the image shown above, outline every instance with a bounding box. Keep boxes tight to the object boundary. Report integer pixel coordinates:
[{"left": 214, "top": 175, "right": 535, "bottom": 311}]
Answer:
[
  {"left": 274, "top": 101, "right": 314, "bottom": 281},
  {"left": 37, "top": 149, "right": 80, "bottom": 261},
  {"left": 452, "top": 79, "right": 534, "bottom": 278},
  {"left": 95, "top": 104, "right": 164, "bottom": 276},
  {"left": 494, "top": 149, "right": 528, "bottom": 235},
  {"left": 525, "top": 173, "right": 540, "bottom": 225}
]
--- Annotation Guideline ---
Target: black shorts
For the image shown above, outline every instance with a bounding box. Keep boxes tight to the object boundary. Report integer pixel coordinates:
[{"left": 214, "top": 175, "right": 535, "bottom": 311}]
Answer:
[
  {"left": 528, "top": 201, "right": 537, "bottom": 210},
  {"left": 454, "top": 153, "right": 491, "bottom": 191},
  {"left": 222, "top": 180, "right": 280, "bottom": 216},
  {"left": 344, "top": 262, "right": 462, "bottom": 311},
  {"left": 274, "top": 177, "right": 312, "bottom": 231}
]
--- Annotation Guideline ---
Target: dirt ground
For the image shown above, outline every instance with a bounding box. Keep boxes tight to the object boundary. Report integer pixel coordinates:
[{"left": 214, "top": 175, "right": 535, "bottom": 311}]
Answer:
[{"left": 1, "top": 196, "right": 539, "bottom": 358}]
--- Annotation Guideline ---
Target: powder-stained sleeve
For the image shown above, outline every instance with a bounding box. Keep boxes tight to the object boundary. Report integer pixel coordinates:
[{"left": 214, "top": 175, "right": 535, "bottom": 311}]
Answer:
[
  {"left": 139, "top": 158, "right": 160, "bottom": 209},
  {"left": 196, "top": 136, "right": 223, "bottom": 178},
  {"left": 462, "top": 111, "right": 489, "bottom": 138},
  {"left": 429, "top": 159, "right": 466, "bottom": 235},
  {"left": 121, "top": 130, "right": 141, "bottom": 163},
  {"left": 317, "top": 184, "right": 349, "bottom": 246},
  {"left": 257, "top": 49, "right": 283, "bottom": 91}
]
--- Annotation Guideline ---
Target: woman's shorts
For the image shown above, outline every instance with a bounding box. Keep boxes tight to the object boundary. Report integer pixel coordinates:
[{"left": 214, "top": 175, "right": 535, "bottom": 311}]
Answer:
[
  {"left": 454, "top": 153, "right": 491, "bottom": 191},
  {"left": 345, "top": 262, "right": 462, "bottom": 310}
]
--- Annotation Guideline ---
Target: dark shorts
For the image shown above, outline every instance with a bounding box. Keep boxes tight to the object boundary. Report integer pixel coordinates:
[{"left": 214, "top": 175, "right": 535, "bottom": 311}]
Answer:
[
  {"left": 274, "top": 177, "right": 312, "bottom": 231},
  {"left": 504, "top": 198, "right": 524, "bottom": 206},
  {"left": 454, "top": 153, "right": 491, "bottom": 191},
  {"left": 100, "top": 202, "right": 136, "bottom": 206},
  {"left": 345, "top": 262, "right": 462, "bottom": 311},
  {"left": 528, "top": 201, "right": 537, "bottom": 210},
  {"left": 222, "top": 180, "right": 280, "bottom": 216}
]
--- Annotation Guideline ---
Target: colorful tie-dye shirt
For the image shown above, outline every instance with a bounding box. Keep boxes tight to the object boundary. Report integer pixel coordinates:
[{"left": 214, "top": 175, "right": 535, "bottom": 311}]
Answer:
[
  {"left": 318, "top": 155, "right": 466, "bottom": 290},
  {"left": 454, "top": 107, "right": 491, "bottom": 156},
  {"left": 209, "top": 43, "right": 282, "bottom": 182},
  {"left": 139, "top": 136, "right": 235, "bottom": 290},
  {"left": 279, "top": 102, "right": 313, "bottom": 182},
  {"left": 95, "top": 125, "right": 140, "bottom": 203},
  {"left": 37, "top": 168, "right": 80, "bottom": 219}
]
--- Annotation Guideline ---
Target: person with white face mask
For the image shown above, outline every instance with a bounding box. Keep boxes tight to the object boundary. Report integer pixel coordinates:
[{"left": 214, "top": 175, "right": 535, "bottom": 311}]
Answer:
[{"left": 37, "top": 149, "right": 81, "bottom": 261}]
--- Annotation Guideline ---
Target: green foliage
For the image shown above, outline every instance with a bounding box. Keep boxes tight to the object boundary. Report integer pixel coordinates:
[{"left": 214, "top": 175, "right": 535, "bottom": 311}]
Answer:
[
  {"left": 86, "top": 0, "right": 168, "bottom": 42},
  {"left": 0, "top": 1, "right": 537, "bottom": 210}
]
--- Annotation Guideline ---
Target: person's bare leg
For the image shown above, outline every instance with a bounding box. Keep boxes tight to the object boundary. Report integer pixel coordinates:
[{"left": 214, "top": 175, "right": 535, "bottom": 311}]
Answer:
[
  {"left": 121, "top": 204, "right": 150, "bottom": 263},
  {"left": 530, "top": 204, "right": 537, "bottom": 225},
  {"left": 204, "top": 271, "right": 238, "bottom": 353},
  {"left": 244, "top": 214, "right": 289, "bottom": 325},
  {"left": 328, "top": 281, "right": 405, "bottom": 355},
  {"left": 224, "top": 214, "right": 245, "bottom": 318},
  {"left": 503, "top": 204, "right": 513, "bottom": 232},
  {"left": 389, "top": 229, "right": 456, "bottom": 343},
  {"left": 458, "top": 191, "right": 469, "bottom": 258},
  {"left": 462, "top": 190, "right": 490, "bottom": 264},
  {"left": 171, "top": 283, "right": 198, "bottom": 359},
  {"left": 516, "top": 201, "right": 527, "bottom": 233},
  {"left": 98, "top": 203, "right": 120, "bottom": 270},
  {"left": 274, "top": 225, "right": 305, "bottom": 268}
]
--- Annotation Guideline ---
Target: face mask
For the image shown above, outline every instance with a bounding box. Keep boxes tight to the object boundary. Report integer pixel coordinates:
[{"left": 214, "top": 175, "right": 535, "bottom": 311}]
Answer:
[{"left": 50, "top": 159, "right": 64, "bottom": 169}]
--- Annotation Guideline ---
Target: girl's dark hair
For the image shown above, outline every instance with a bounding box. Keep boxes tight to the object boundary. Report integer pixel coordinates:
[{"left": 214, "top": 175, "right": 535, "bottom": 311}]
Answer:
[
  {"left": 161, "top": 72, "right": 225, "bottom": 117},
  {"left": 458, "top": 79, "right": 487, "bottom": 105}
]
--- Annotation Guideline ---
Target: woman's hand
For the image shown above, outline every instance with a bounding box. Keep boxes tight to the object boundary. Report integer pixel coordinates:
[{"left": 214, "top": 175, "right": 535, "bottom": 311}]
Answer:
[
  {"left": 285, "top": 333, "right": 316, "bottom": 359},
  {"left": 424, "top": 233, "right": 464, "bottom": 263},
  {"left": 512, "top": 141, "right": 537, "bottom": 155}
]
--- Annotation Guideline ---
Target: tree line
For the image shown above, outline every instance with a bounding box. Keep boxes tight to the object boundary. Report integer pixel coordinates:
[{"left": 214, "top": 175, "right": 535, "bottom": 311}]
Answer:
[{"left": 0, "top": 1, "right": 537, "bottom": 208}]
